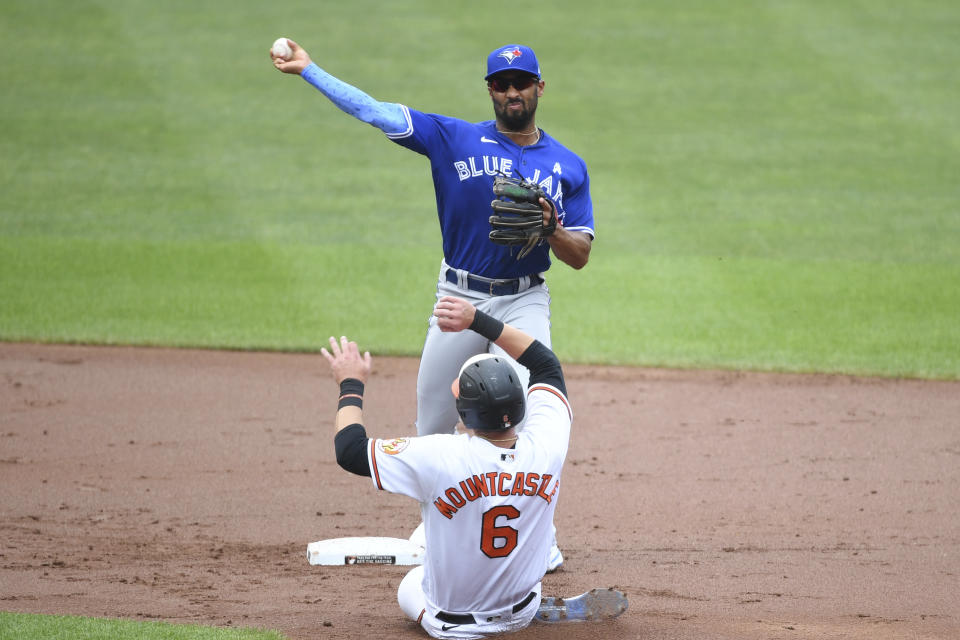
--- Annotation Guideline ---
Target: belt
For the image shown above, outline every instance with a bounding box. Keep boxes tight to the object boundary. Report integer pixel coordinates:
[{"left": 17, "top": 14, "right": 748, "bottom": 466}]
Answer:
[
  {"left": 435, "top": 591, "right": 538, "bottom": 626},
  {"left": 445, "top": 269, "right": 543, "bottom": 296}
]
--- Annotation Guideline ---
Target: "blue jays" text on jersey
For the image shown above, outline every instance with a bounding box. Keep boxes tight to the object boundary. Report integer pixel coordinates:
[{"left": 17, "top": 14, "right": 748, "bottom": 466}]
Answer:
[{"left": 387, "top": 106, "right": 595, "bottom": 279}]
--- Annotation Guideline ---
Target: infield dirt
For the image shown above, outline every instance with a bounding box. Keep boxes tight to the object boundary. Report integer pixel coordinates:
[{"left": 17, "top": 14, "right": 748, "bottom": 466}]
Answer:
[{"left": 1, "top": 343, "right": 958, "bottom": 639}]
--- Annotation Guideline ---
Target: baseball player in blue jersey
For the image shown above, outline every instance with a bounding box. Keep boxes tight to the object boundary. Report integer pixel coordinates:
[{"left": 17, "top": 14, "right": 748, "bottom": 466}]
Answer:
[{"left": 272, "top": 40, "right": 594, "bottom": 571}]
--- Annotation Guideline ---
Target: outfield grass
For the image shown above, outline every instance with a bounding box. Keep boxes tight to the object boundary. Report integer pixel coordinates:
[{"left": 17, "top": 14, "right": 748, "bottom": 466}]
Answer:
[
  {"left": 0, "top": 612, "right": 285, "bottom": 640},
  {"left": 1, "top": 0, "right": 958, "bottom": 379},
  {"left": 0, "top": 3, "right": 957, "bottom": 638}
]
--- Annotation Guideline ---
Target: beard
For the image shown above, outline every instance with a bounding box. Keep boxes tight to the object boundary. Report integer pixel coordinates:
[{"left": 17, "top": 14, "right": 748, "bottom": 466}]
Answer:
[{"left": 494, "top": 95, "right": 539, "bottom": 131}]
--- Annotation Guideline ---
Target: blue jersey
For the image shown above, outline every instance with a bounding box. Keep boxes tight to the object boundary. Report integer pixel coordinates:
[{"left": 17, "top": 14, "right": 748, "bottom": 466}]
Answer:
[{"left": 387, "top": 106, "right": 594, "bottom": 279}]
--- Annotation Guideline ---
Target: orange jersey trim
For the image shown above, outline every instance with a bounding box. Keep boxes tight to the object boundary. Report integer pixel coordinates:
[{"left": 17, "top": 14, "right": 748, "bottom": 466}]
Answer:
[
  {"left": 370, "top": 439, "right": 384, "bottom": 490},
  {"left": 528, "top": 384, "right": 572, "bottom": 421}
]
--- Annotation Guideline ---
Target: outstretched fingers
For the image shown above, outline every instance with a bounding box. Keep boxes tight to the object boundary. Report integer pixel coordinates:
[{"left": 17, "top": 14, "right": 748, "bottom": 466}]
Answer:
[
  {"left": 321, "top": 336, "right": 372, "bottom": 383},
  {"left": 321, "top": 335, "right": 341, "bottom": 359},
  {"left": 321, "top": 335, "right": 355, "bottom": 362}
]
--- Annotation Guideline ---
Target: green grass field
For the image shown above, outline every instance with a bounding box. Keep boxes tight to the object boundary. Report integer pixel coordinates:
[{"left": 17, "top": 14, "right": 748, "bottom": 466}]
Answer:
[
  {"left": 1, "top": 3, "right": 958, "bottom": 637},
  {"left": 0, "top": 612, "right": 284, "bottom": 640},
  {"left": 2, "top": 0, "right": 958, "bottom": 380}
]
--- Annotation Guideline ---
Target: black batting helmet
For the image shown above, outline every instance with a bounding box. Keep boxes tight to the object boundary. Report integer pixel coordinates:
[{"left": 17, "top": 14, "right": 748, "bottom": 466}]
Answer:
[{"left": 455, "top": 354, "right": 525, "bottom": 431}]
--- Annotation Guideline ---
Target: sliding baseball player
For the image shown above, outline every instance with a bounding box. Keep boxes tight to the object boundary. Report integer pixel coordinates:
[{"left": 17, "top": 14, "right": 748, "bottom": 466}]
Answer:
[{"left": 324, "top": 296, "right": 570, "bottom": 638}]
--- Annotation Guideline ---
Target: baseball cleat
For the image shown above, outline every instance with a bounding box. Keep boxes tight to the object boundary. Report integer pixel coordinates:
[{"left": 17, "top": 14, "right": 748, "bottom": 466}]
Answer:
[
  {"left": 535, "top": 588, "right": 628, "bottom": 623},
  {"left": 545, "top": 544, "right": 564, "bottom": 573}
]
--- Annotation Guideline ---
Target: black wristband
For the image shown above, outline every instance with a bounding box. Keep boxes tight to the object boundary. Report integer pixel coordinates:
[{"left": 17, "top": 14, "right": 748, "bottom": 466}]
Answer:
[
  {"left": 338, "top": 378, "right": 364, "bottom": 410},
  {"left": 469, "top": 309, "right": 504, "bottom": 341}
]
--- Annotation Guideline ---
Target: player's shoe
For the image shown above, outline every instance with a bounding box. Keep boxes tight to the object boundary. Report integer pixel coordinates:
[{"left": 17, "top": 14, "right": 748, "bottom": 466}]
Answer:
[
  {"left": 545, "top": 544, "right": 564, "bottom": 573},
  {"left": 535, "top": 588, "right": 628, "bottom": 623}
]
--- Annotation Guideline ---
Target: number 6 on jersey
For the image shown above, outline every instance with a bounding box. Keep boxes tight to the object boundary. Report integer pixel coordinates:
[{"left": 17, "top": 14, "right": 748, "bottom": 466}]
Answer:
[{"left": 481, "top": 505, "right": 520, "bottom": 557}]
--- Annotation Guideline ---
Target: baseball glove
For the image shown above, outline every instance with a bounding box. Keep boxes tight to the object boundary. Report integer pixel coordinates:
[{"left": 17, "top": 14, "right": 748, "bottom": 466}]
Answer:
[{"left": 489, "top": 175, "right": 557, "bottom": 259}]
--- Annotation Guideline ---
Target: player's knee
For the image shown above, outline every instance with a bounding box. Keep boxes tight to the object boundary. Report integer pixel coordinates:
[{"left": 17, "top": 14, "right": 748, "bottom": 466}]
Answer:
[{"left": 398, "top": 565, "right": 426, "bottom": 621}]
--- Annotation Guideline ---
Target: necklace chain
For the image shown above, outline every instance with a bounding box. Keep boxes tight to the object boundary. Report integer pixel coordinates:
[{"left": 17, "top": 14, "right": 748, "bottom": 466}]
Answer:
[
  {"left": 496, "top": 127, "right": 540, "bottom": 143},
  {"left": 476, "top": 434, "right": 519, "bottom": 443}
]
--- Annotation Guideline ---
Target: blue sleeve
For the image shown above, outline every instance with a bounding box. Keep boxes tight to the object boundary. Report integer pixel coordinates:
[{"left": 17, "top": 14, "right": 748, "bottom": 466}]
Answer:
[
  {"left": 558, "top": 162, "right": 594, "bottom": 237},
  {"left": 385, "top": 107, "right": 450, "bottom": 155},
  {"left": 300, "top": 63, "right": 410, "bottom": 136}
]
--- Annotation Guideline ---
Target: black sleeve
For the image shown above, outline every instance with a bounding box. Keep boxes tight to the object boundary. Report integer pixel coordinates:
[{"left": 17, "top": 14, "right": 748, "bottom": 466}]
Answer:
[
  {"left": 470, "top": 309, "right": 565, "bottom": 395},
  {"left": 516, "top": 340, "right": 566, "bottom": 397},
  {"left": 334, "top": 423, "right": 371, "bottom": 477}
]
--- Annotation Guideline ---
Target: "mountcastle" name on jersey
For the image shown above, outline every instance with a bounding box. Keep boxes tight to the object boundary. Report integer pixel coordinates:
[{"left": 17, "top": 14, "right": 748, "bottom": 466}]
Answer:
[{"left": 433, "top": 471, "right": 558, "bottom": 519}]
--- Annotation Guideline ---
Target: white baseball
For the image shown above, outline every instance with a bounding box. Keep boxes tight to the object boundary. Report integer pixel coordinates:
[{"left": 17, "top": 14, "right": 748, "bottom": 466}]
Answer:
[{"left": 271, "top": 37, "right": 293, "bottom": 61}]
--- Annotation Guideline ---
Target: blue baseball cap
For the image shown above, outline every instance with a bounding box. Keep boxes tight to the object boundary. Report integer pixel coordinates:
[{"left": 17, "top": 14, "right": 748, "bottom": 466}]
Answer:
[{"left": 485, "top": 44, "right": 541, "bottom": 80}]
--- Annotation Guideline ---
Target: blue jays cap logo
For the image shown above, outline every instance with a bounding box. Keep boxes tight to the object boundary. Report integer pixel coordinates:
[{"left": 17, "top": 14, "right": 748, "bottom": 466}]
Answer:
[
  {"left": 498, "top": 47, "right": 523, "bottom": 65},
  {"left": 485, "top": 44, "right": 540, "bottom": 80}
]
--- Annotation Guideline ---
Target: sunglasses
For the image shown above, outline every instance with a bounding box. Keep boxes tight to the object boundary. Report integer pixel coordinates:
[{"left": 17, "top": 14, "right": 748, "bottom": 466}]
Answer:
[{"left": 488, "top": 75, "right": 538, "bottom": 93}]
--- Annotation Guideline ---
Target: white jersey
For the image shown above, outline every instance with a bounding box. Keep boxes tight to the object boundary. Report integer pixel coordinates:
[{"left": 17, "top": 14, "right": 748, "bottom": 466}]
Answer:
[{"left": 367, "top": 382, "right": 572, "bottom": 616}]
